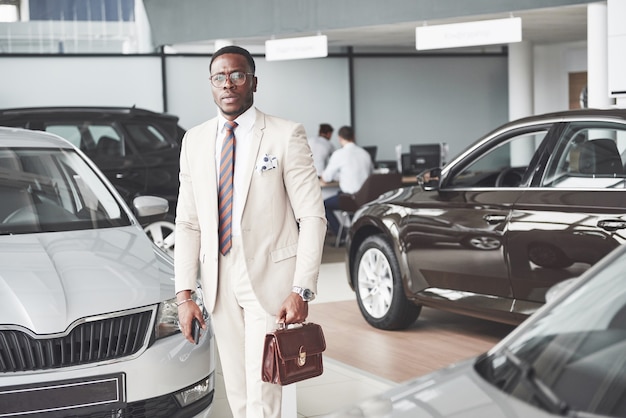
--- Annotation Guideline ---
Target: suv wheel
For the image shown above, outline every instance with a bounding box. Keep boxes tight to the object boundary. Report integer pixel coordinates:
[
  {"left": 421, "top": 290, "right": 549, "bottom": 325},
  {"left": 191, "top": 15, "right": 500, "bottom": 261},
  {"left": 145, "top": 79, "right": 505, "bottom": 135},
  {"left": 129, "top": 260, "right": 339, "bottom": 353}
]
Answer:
[
  {"left": 354, "top": 235, "right": 421, "bottom": 330},
  {"left": 144, "top": 214, "right": 176, "bottom": 257}
]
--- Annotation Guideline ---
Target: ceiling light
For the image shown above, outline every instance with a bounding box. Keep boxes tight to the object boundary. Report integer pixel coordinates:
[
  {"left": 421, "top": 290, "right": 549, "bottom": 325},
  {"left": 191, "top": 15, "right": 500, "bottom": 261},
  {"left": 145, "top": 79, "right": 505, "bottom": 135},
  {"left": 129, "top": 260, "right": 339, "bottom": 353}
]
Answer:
[
  {"left": 416, "top": 17, "right": 522, "bottom": 51},
  {"left": 265, "top": 35, "right": 328, "bottom": 61}
]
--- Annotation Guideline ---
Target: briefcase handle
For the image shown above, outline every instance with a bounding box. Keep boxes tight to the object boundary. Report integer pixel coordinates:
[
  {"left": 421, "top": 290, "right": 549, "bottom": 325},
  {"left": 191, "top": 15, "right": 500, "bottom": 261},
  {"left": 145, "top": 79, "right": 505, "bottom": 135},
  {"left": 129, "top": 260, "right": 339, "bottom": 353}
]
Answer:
[{"left": 276, "top": 322, "right": 305, "bottom": 331}]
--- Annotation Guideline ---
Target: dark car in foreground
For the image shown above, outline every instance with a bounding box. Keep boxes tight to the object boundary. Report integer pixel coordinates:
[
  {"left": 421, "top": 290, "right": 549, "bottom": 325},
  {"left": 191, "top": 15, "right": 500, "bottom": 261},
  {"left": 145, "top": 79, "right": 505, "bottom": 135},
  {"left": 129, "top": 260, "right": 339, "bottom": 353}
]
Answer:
[
  {"left": 0, "top": 106, "right": 185, "bottom": 256},
  {"left": 0, "top": 127, "right": 214, "bottom": 417},
  {"left": 346, "top": 108, "right": 626, "bottom": 330},
  {"left": 329, "top": 243, "right": 626, "bottom": 417}
]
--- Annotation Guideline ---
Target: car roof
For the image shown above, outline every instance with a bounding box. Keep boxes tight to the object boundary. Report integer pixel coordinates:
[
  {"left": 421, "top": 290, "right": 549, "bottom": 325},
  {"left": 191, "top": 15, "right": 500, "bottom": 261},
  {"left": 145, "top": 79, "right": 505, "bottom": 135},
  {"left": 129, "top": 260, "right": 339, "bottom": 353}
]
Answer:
[
  {"left": 0, "top": 106, "right": 180, "bottom": 121},
  {"left": 498, "top": 108, "right": 626, "bottom": 128},
  {"left": 0, "top": 126, "right": 75, "bottom": 149}
]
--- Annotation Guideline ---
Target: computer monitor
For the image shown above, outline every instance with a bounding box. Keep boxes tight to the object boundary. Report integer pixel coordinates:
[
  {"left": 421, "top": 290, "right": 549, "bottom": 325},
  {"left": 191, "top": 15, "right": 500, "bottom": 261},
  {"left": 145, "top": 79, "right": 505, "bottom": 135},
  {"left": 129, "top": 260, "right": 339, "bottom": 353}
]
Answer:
[
  {"left": 407, "top": 143, "right": 442, "bottom": 174},
  {"left": 363, "top": 146, "right": 377, "bottom": 164}
]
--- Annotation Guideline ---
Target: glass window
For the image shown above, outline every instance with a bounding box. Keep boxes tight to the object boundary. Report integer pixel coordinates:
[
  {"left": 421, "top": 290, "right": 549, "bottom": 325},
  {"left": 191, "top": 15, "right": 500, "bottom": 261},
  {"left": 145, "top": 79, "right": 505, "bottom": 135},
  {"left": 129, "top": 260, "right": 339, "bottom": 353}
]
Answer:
[
  {"left": 0, "top": 147, "right": 129, "bottom": 234},
  {"left": 543, "top": 122, "right": 626, "bottom": 189},
  {"left": 45, "top": 125, "right": 82, "bottom": 148},
  {"left": 125, "top": 122, "right": 172, "bottom": 152},
  {"left": 448, "top": 129, "right": 548, "bottom": 188},
  {"left": 0, "top": 1, "right": 19, "bottom": 22},
  {"left": 44, "top": 123, "right": 124, "bottom": 157}
]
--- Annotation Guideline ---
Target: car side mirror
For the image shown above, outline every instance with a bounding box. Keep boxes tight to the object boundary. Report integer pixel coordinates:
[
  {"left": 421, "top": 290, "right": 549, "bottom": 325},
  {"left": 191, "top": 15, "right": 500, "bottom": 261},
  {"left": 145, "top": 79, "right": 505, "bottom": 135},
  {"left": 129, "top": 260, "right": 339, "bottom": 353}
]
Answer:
[
  {"left": 417, "top": 168, "right": 441, "bottom": 191},
  {"left": 133, "top": 196, "right": 169, "bottom": 225}
]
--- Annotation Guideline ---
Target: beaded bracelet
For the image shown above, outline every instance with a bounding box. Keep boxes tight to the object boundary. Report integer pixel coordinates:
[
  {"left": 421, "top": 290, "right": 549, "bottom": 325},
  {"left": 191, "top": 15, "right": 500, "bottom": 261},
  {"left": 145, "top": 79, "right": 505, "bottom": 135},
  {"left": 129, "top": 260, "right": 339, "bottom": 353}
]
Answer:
[{"left": 176, "top": 298, "right": 193, "bottom": 307}]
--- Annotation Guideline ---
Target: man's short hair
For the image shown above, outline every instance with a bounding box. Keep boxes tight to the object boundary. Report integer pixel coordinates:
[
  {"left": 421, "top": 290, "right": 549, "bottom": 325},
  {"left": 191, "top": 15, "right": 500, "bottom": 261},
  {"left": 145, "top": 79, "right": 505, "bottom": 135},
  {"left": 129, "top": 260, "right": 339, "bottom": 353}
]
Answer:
[
  {"left": 210, "top": 45, "right": 256, "bottom": 74},
  {"left": 319, "top": 124, "right": 333, "bottom": 135},
  {"left": 338, "top": 126, "right": 355, "bottom": 142}
]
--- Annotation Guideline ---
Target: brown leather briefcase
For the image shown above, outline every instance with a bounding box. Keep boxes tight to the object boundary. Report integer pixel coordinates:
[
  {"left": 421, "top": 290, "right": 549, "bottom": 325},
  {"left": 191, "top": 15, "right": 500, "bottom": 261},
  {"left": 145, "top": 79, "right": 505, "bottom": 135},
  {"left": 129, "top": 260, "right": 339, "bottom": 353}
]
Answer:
[{"left": 262, "top": 322, "right": 326, "bottom": 385}]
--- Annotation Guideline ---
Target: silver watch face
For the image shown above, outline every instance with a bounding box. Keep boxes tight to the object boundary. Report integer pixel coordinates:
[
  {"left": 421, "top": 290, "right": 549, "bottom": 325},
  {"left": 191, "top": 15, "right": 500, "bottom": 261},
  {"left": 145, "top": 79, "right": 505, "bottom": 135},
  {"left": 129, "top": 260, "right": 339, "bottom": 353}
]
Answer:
[{"left": 302, "top": 289, "right": 313, "bottom": 300}]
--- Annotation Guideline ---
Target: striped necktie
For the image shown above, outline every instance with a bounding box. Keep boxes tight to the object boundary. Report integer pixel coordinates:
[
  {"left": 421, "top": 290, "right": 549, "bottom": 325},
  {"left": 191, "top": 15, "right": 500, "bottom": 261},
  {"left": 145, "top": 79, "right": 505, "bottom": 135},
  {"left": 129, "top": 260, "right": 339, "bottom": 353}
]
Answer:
[{"left": 218, "top": 120, "right": 238, "bottom": 255}]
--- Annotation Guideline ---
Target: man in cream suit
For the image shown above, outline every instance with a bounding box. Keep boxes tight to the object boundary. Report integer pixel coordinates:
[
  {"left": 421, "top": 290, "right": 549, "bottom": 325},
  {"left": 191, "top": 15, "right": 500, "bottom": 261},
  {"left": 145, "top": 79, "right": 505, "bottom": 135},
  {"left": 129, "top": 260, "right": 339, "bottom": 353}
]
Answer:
[{"left": 174, "top": 46, "right": 326, "bottom": 418}]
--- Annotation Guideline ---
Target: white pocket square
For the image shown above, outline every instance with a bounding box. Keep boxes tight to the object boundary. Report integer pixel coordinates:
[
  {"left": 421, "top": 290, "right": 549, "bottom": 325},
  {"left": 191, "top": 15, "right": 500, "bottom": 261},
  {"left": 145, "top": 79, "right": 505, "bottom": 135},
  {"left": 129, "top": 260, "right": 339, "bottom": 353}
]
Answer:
[{"left": 256, "top": 154, "right": 278, "bottom": 173}]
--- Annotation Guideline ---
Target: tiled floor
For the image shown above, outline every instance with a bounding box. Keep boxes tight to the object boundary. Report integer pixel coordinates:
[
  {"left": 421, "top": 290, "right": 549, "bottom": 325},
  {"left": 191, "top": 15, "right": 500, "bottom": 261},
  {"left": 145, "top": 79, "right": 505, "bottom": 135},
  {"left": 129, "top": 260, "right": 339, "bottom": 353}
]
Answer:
[{"left": 209, "top": 241, "right": 397, "bottom": 417}]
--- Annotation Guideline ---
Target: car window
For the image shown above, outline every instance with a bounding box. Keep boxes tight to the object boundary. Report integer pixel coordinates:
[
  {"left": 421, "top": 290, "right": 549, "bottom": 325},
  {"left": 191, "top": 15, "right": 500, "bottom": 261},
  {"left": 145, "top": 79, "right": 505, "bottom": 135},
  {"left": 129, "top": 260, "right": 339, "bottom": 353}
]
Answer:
[
  {"left": 0, "top": 147, "right": 130, "bottom": 234},
  {"left": 124, "top": 122, "right": 173, "bottom": 152},
  {"left": 542, "top": 122, "right": 626, "bottom": 188},
  {"left": 44, "top": 123, "right": 124, "bottom": 158},
  {"left": 448, "top": 128, "right": 548, "bottom": 188},
  {"left": 45, "top": 125, "right": 82, "bottom": 148}
]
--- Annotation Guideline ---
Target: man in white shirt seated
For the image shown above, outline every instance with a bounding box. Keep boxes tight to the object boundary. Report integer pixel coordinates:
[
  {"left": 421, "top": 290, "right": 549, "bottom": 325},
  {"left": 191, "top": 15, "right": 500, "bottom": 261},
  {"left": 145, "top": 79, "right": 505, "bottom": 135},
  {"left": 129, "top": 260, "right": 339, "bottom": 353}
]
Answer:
[
  {"left": 320, "top": 126, "right": 373, "bottom": 240},
  {"left": 308, "top": 123, "right": 335, "bottom": 176}
]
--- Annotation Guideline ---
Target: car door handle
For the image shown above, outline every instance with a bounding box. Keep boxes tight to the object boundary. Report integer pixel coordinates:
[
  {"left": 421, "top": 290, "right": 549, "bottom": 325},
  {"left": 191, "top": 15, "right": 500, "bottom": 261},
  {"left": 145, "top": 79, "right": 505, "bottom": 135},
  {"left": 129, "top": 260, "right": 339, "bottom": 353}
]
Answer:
[
  {"left": 483, "top": 214, "right": 507, "bottom": 225},
  {"left": 597, "top": 219, "right": 626, "bottom": 231}
]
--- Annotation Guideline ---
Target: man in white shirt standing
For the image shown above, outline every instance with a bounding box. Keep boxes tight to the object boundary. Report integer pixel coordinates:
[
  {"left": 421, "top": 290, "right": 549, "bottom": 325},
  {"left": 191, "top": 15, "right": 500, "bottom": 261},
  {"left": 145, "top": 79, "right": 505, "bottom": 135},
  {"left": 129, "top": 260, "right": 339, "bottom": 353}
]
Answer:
[
  {"left": 308, "top": 123, "right": 335, "bottom": 176},
  {"left": 320, "top": 125, "right": 373, "bottom": 239}
]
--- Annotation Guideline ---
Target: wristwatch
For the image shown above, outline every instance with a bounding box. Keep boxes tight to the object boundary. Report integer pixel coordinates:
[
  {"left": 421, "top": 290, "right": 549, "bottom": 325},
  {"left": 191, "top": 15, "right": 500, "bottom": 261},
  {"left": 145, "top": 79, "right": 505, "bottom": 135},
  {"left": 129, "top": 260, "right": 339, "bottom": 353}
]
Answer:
[{"left": 292, "top": 286, "right": 315, "bottom": 302}]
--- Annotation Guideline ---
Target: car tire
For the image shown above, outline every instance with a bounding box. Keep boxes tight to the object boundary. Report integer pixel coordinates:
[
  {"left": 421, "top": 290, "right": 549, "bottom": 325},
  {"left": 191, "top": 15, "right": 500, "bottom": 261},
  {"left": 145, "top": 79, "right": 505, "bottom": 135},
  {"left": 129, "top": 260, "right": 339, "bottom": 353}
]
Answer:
[
  {"left": 144, "top": 214, "right": 176, "bottom": 257},
  {"left": 354, "top": 235, "right": 421, "bottom": 330}
]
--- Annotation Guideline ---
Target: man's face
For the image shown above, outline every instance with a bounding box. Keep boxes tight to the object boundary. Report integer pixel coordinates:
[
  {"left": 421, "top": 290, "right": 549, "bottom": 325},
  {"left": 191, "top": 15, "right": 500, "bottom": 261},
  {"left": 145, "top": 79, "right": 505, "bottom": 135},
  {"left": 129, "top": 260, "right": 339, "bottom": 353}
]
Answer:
[{"left": 210, "top": 53, "right": 257, "bottom": 120}]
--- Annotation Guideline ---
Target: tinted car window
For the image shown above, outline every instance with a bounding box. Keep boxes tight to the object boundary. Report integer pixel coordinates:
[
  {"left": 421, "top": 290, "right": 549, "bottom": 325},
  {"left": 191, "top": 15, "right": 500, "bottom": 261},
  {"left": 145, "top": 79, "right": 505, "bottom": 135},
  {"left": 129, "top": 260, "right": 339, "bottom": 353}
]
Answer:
[
  {"left": 125, "top": 122, "right": 172, "bottom": 152},
  {"left": 0, "top": 147, "right": 129, "bottom": 234},
  {"left": 44, "top": 123, "right": 124, "bottom": 157}
]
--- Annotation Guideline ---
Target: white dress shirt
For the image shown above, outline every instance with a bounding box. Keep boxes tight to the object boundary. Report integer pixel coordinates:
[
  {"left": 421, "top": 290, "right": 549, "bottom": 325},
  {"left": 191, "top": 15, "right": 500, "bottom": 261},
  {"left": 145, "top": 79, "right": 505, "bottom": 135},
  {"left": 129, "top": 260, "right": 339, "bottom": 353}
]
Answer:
[
  {"left": 308, "top": 135, "right": 335, "bottom": 176},
  {"left": 321, "top": 142, "right": 373, "bottom": 194}
]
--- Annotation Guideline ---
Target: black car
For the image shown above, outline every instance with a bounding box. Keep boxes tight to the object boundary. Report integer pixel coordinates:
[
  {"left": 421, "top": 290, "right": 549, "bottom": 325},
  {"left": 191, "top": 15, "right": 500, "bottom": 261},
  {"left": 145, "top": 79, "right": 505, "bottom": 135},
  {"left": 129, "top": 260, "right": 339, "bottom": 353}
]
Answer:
[
  {"left": 0, "top": 106, "right": 185, "bottom": 256},
  {"left": 346, "top": 108, "right": 626, "bottom": 330}
]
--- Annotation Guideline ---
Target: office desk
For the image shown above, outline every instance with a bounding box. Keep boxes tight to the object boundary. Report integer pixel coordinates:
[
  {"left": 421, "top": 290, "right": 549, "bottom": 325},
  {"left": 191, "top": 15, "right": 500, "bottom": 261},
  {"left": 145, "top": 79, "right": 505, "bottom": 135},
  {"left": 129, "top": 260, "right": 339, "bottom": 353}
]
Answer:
[
  {"left": 321, "top": 181, "right": 340, "bottom": 200},
  {"left": 402, "top": 175, "right": 419, "bottom": 185}
]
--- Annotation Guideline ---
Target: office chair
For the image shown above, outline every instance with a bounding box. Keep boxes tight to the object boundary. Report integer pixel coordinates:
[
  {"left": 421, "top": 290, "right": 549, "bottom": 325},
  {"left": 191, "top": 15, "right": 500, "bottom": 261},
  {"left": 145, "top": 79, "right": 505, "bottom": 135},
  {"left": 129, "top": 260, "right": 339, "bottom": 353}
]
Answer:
[{"left": 335, "top": 172, "right": 402, "bottom": 247}]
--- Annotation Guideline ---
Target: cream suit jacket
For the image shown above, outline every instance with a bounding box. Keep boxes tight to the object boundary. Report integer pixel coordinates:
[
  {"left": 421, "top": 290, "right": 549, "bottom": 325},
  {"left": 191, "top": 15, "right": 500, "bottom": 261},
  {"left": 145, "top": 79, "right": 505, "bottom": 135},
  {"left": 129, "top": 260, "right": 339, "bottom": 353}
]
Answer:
[{"left": 174, "top": 108, "right": 327, "bottom": 315}]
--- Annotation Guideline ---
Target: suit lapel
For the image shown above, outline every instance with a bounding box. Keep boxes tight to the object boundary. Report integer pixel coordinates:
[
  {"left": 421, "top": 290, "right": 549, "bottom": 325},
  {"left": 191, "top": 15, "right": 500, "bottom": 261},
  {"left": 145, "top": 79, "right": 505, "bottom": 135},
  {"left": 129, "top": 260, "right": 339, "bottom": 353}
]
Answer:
[
  {"left": 200, "top": 118, "right": 219, "bottom": 222},
  {"left": 238, "top": 109, "right": 264, "bottom": 211}
]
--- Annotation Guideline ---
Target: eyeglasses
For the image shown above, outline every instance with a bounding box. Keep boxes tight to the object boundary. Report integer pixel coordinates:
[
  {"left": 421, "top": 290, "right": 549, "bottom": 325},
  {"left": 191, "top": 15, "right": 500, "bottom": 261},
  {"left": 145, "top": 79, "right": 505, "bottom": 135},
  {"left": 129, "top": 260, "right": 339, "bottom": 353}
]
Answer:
[{"left": 209, "top": 71, "right": 254, "bottom": 88}]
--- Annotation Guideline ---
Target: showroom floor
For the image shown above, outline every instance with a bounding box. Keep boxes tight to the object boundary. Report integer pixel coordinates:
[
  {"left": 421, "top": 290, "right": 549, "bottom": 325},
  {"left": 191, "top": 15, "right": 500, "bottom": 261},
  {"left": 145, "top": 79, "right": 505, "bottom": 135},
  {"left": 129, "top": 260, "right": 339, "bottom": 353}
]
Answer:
[{"left": 209, "top": 238, "right": 515, "bottom": 417}]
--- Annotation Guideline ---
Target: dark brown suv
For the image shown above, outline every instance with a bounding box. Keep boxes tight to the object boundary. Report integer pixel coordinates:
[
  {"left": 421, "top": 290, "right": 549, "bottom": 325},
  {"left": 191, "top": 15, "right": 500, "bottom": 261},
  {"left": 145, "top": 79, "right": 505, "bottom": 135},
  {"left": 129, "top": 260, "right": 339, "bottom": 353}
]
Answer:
[
  {"left": 347, "top": 108, "right": 626, "bottom": 330},
  {"left": 0, "top": 106, "right": 185, "bottom": 256}
]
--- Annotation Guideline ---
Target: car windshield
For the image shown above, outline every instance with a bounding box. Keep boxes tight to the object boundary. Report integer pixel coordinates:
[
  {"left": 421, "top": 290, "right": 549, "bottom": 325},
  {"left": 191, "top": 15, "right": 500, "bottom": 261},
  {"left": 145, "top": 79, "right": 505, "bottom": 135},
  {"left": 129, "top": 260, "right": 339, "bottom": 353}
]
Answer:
[
  {"left": 0, "top": 147, "right": 130, "bottom": 234},
  {"left": 475, "top": 251, "right": 626, "bottom": 416}
]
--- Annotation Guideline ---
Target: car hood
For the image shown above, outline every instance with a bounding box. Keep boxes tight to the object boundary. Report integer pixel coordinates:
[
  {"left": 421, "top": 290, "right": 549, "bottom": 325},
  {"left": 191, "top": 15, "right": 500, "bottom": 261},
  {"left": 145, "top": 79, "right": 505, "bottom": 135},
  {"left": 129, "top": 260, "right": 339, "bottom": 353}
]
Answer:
[
  {"left": 328, "top": 358, "right": 553, "bottom": 418},
  {"left": 0, "top": 226, "right": 174, "bottom": 334}
]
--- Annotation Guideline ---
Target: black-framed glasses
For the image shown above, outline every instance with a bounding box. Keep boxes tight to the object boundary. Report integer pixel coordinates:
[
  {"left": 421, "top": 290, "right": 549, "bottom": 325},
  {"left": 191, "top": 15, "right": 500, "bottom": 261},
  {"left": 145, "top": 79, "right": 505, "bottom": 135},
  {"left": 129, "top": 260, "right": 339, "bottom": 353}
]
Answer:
[{"left": 210, "top": 71, "right": 254, "bottom": 88}]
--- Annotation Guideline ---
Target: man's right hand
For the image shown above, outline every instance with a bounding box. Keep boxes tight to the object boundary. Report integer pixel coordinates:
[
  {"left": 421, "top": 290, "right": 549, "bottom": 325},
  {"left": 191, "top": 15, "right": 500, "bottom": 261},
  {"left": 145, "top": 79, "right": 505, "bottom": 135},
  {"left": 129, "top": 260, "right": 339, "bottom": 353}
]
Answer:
[{"left": 176, "top": 291, "right": 206, "bottom": 344}]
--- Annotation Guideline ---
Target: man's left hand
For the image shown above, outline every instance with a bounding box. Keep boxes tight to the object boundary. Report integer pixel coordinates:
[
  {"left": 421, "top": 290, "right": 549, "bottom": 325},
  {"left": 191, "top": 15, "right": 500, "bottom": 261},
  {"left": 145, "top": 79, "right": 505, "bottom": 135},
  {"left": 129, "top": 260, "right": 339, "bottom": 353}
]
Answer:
[{"left": 276, "top": 292, "right": 309, "bottom": 325}]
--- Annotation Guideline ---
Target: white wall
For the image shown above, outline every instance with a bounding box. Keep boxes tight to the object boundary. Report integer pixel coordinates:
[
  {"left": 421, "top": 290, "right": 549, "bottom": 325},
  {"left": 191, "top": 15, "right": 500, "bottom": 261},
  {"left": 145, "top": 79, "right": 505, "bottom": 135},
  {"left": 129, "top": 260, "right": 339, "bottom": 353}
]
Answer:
[
  {"left": 354, "top": 55, "right": 509, "bottom": 160},
  {"left": 533, "top": 41, "right": 588, "bottom": 114},
  {"left": 165, "top": 56, "right": 351, "bottom": 143},
  {"left": 0, "top": 56, "right": 164, "bottom": 111}
]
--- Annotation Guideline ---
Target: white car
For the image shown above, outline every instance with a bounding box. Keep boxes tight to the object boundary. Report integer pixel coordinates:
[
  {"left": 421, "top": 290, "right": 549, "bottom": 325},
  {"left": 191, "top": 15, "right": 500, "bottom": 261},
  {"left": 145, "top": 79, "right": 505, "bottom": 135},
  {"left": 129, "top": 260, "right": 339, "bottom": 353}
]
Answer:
[
  {"left": 0, "top": 127, "right": 214, "bottom": 417},
  {"left": 328, "top": 242, "right": 626, "bottom": 417}
]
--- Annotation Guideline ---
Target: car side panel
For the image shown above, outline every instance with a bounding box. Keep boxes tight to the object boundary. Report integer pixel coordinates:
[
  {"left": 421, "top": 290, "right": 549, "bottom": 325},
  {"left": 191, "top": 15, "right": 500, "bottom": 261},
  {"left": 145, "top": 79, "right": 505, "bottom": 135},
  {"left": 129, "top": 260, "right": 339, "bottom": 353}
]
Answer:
[
  {"left": 507, "top": 189, "right": 626, "bottom": 302},
  {"left": 399, "top": 189, "right": 520, "bottom": 300}
]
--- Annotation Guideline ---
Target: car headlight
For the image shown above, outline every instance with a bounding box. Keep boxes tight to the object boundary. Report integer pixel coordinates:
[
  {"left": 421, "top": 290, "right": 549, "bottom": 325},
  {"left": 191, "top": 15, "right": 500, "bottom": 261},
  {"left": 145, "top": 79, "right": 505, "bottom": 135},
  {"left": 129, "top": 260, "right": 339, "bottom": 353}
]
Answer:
[
  {"left": 174, "top": 375, "right": 215, "bottom": 408},
  {"left": 154, "top": 288, "right": 206, "bottom": 340}
]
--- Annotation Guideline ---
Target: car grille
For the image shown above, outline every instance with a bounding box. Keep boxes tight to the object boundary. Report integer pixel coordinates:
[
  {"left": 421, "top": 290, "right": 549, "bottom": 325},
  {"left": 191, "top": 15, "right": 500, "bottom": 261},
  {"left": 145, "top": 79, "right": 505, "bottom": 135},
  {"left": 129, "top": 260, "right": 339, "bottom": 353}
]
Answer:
[
  {"left": 66, "top": 387, "right": 214, "bottom": 418},
  {"left": 0, "top": 308, "right": 154, "bottom": 373}
]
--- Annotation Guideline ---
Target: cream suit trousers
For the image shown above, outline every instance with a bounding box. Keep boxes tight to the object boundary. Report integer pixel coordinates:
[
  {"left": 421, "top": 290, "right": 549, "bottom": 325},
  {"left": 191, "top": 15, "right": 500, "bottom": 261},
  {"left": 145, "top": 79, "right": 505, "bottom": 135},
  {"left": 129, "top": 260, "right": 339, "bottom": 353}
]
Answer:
[{"left": 212, "top": 237, "right": 284, "bottom": 418}]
